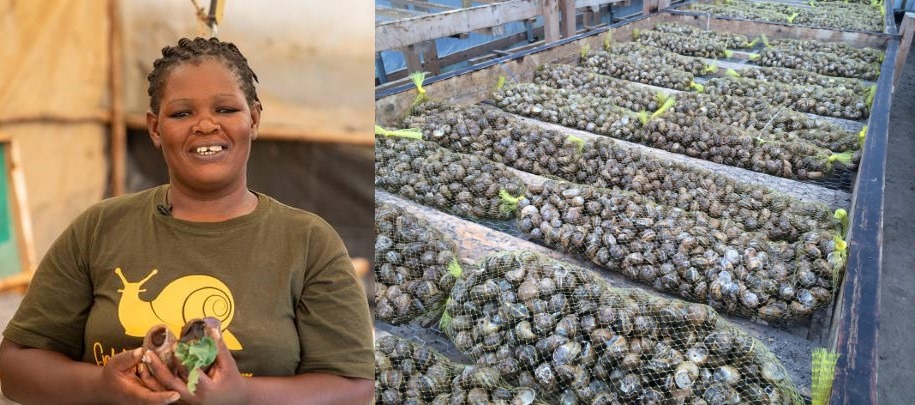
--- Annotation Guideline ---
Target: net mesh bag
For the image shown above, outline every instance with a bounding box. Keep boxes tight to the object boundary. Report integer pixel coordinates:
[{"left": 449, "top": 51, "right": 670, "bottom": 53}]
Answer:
[
  {"left": 405, "top": 102, "right": 840, "bottom": 245},
  {"left": 689, "top": 0, "right": 883, "bottom": 32},
  {"left": 441, "top": 250, "right": 803, "bottom": 404},
  {"left": 375, "top": 201, "right": 461, "bottom": 325},
  {"left": 634, "top": 29, "right": 736, "bottom": 59},
  {"left": 764, "top": 38, "right": 883, "bottom": 64},
  {"left": 738, "top": 66, "right": 874, "bottom": 94},
  {"left": 755, "top": 47, "right": 880, "bottom": 81},
  {"left": 703, "top": 76, "right": 870, "bottom": 121},
  {"left": 375, "top": 334, "right": 546, "bottom": 404},
  {"left": 375, "top": 135, "right": 527, "bottom": 220},
  {"left": 516, "top": 180, "right": 842, "bottom": 321},
  {"left": 652, "top": 22, "right": 752, "bottom": 50},
  {"left": 581, "top": 49, "right": 696, "bottom": 91}
]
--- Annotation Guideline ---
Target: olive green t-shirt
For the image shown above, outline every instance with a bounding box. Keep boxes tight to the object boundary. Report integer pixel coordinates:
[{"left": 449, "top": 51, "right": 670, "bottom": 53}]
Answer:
[{"left": 3, "top": 186, "right": 373, "bottom": 379}]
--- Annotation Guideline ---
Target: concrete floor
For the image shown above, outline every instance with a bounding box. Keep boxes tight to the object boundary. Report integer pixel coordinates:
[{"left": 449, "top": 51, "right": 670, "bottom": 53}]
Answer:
[{"left": 878, "top": 43, "right": 915, "bottom": 404}]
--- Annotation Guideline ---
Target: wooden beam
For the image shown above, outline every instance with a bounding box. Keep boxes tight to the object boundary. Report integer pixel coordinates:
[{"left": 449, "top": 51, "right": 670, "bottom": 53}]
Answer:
[
  {"left": 559, "top": 0, "right": 576, "bottom": 38},
  {"left": 895, "top": 12, "right": 915, "bottom": 87},
  {"left": 389, "top": 0, "right": 456, "bottom": 12},
  {"left": 542, "top": 0, "right": 561, "bottom": 43},
  {"left": 574, "top": 0, "right": 626, "bottom": 6},
  {"left": 375, "top": 5, "right": 428, "bottom": 21},
  {"left": 401, "top": 47, "right": 424, "bottom": 73},
  {"left": 0, "top": 110, "right": 111, "bottom": 125},
  {"left": 658, "top": 0, "right": 671, "bottom": 10},
  {"left": 376, "top": 0, "right": 542, "bottom": 52},
  {"left": 0, "top": 134, "right": 36, "bottom": 293},
  {"left": 109, "top": 0, "right": 126, "bottom": 197}
]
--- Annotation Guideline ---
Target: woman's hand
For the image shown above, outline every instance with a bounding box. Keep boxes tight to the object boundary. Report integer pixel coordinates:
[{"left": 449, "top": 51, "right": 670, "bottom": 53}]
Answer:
[
  {"left": 139, "top": 327, "right": 248, "bottom": 405},
  {"left": 98, "top": 347, "right": 182, "bottom": 404}
]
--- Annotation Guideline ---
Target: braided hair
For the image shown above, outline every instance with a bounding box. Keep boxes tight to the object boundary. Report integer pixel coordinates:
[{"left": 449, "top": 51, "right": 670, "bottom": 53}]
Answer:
[{"left": 147, "top": 37, "right": 260, "bottom": 113}]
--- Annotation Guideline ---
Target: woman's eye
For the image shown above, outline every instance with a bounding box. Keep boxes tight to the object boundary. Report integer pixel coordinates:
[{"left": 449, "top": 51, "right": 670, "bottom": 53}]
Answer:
[
  {"left": 169, "top": 111, "right": 190, "bottom": 118},
  {"left": 217, "top": 107, "right": 240, "bottom": 114}
]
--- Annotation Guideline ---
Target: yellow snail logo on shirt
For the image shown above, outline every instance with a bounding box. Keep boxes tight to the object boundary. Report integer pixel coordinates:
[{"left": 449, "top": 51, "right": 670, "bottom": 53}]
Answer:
[{"left": 114, "top": 267, "right": 243, "bottom": 350}]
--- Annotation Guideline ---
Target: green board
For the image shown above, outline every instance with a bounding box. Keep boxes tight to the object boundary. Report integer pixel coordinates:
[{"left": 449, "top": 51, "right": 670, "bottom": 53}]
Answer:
[{"left": 0, "top": 143, "right": 22, "bottom": 277}]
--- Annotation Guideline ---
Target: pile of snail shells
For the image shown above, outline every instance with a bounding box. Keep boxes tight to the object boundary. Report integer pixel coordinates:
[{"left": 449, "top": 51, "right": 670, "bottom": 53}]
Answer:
[
  {"left": 516, "top": 180, "right": 840, "bottom": 321},
  {"left": 444, "top": 251, "right": 802, "bottom": 404},
  {"left": 794, "top": 3, "right": 883, "bottom": 32},
  {"left": 756, "top": 47, "right": 880, "bottom": 81},
  {"left": 767, "top": 39, "right": 883, "bottom": 65},
  {"left": 653, "top": 22, "right": 752, "bottom": 50},
  {"left": 495, "top": 82, "right": 837, "bottom": 179},
  {"left": 405, "top": 102, "right": 838, "bottom": 244},
  {"left": 605, "top": 43, "right": 709, "bottom": 77},
  {"left": 492, "top": 83, "right": 643, "bottom": 142},
  {"left": 374, "top": 202, "right": 459, "bottom": 325},
  {"left": 533, "top": 64, "right": 660, "bottom": 113},
  {"left": 530, "top": 63, "right": 858, "bottom": 152},
  {"left": 582, "top": 50, "right": 695, "bottom": 91},
  {"left": 737, "top": 66, "right": 871, "bottom": 96},
  {"left": 689, "top": 4, "right": 795, "bottom": 26},
  {"left": 375, "top": 136, "right": 527, "bottom": 220},
  {"left": 635, "top": 29, "right": 733, "bottom": 59},
  {"left": 374, "top": 335, "right": 543, "bottom": 405},
  {"left": 704, "top": 77, "right": 870, "bottom": 120}
]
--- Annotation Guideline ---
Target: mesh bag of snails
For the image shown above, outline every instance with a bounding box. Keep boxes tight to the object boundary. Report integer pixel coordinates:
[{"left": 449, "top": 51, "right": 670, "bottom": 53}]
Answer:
[
  {"left": 652, "top": 23, "right": 753, "bottom": 50},
  {"left": 689, "top": 3, "right": 794, "bottom": 27},
  {"left": 704, "top": 76, "right": 870, "bottom": 121},
  {"left": 633, "top": 29, "right": 737, "bottom": 59},
  {"left": 374, "top": 201, "right": 461, "bottom": 325},
  {"left": 515, "top": 180, "right": 846, "bottom": 321},
  {"left": 736, "top": 66, "right": 873, "bottom": 95},
  {"left": 755, "top": 47, "right": 880, "bottom": 81},
  {"left": 404, "top": 102, "right": 841, "bottom": 246},
  {"left": 580, "top": 49, "right": 697, "bottom": 91},
  {"left": 143, "top": 318, "right": 221, "bottom": 394},
  {"left": 793, "top": 2, "right": 884, "bottom": 33},
  {"left": 494, "top": 82, "right": 853, "bottom": 180},
  {"left": 761, "top": 38, "right": 883, "bottom": 65},
  {"left": 440, "top": 250, "right": 804, "bottom": 404},
  {"left": 532, "top": 64, "right": 859, "bottom": 153},
  {"left": 602, "top": 42, "right": 711, "bottom": 77},
  {"left": 375, "top": 134, "right": 528, "bottom": 220},
  {"left": 375, "top": 334, "right": 546, "bottom": 404}
]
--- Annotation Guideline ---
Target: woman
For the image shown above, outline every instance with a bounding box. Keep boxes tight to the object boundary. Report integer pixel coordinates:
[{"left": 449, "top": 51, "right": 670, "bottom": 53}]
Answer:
[{"left": 0, "top": 38, "right": 374, "bottom": 404}]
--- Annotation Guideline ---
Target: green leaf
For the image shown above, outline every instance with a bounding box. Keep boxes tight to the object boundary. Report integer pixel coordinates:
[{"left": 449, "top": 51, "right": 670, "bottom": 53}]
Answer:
[{"left": 175, "top": 337, "right": 217, "bottom": 394}]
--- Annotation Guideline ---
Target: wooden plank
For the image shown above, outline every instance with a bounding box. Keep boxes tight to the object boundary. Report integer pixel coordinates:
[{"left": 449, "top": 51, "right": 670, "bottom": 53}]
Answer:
[
  {"left": 110, "top": 0, "right": 126, "bottom": 197},
  {"left": 895, "top": 12, "right": 915, "bottom": 87},
  {"left": 574, "top": 0, "right": 626, "bottom": 7},
  {"left": 658, "top": 0, "right": 671, "bottom": 10},
  {"left": 0, "top": 110, "right": 111, "bottom": 125},
  {"left": 421, "top": 41, "right": 442, "bottom": 75},
  {"left": 542, "top": 0, "right": 561, "bottom": 43},
  {"left": 389, "top": 0, "right": 456, "bottom": 12},
  {"left": 828, "top": 36, "right": 897, "bottom": 405},
  {"left": 559, "top": 0, "right": 576, "bottom": 38},
  {"left": 376, "top": 0, "right": 542, "bottom": 52},
  {"left": 402, "top": 47, "right": 424, "bottom": 73},
  {"left": 376, "top": 5, "right": 428, "bottom": 21}
]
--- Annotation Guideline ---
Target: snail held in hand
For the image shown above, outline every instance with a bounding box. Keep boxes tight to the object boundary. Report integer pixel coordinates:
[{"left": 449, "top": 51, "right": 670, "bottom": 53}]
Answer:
[
  {"left": 143, "top": 318, "right": 222, "bottom": 392},
  {"left": 115, "top": 267, "right": 243, "bottom": 349}
]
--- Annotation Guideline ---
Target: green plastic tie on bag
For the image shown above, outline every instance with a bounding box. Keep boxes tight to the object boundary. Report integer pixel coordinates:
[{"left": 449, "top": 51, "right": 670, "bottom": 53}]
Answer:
[
  {"left": 723, "top": 50, "right": 733, "bottom": 59},
  {"left": 632, "top": 28, "right": 641, "bottom": 40},
  {"left": 566, "top": 135, "right": 585, "bottom": 154},
  {"left": 448, "top": 258, "right": 463, "bottom": 278},
  {"left": 604, "top": 30, "right": 613, "bottom": 50},
  {"left": 580, "top": 44, "right": 591, "bottom": 59},
  {"left": 834, "top": 208, "right": 849, "bottom": 236},
  {"left": 808, "top": 0, "right": 816, "bottom": 7},
  {"left": 636, "top": 110, "right": 650, "bottom": 126},
  {"left": 439, "top": 299, "right": 453, "bottom": 331},
  {"left": 703, "top": 62, "right": 719, "bottom": 74},
  {"left": 375, "top": 125, "right": 423, "bottom": 139},
  {"left": 787, "top": 12, "right": 799, "bottom": 23},
  {"left": 499, "top": 189, "right": 522, "bottom": 215},
  {"left": 409, "top": 71, "right": 428, "bottom": 106},
  {"left": 812, "top": 348, "right": 840, "bottom": 405},
  {"left": 858, "top": 125, "right": 868, "bottom": 148},
  {"left": 747, "top": 53, "right": 761, "bottom": 61},
  {"left": 654, "top": 91, "right": 668, "bottom": 105},
  {"left": 866, "top": 84, "right": 876, "bottom": 107},
  {"left": 755, "top": 136, "right": 768, "bottom": 145},
  {"left": 651, "top": 97, "right": 676, "bottom": 120},
  {"left": 496, "top": 75, "right": 506, "bottom": 91},
  {"left": 760, "top": 34, "right": 770, "bottom": 47},
  {"left": 689, "top": 81, "right": 705, "bottom": 93},
  {"left": 725, "top": 68, "right": 741, "bottom": 77},
  {"left": 828, "top": 151, "right": 854, "bottom": 165}
]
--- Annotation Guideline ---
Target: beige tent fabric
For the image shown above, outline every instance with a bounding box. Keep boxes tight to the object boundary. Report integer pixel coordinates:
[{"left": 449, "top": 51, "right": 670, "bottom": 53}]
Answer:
[
  {"left": 0, "top": 0, "right": 110, "bottom": 120},
  {"left": 120, "top": 0, "right": 374, "bottom": 144}
]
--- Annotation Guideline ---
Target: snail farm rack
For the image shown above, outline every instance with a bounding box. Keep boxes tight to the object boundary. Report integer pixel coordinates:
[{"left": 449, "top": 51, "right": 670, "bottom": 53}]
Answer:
[{"left": 376, "top": 1, "right": 913, "bottom": 403}]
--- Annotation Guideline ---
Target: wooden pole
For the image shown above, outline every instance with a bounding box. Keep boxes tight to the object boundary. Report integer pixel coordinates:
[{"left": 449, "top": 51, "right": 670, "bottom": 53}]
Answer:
[
  {"left": 542, "top": 0, "right": 560, "bottom": 44},
  {"left": 0, "top": 135, "right": 36, "bottom": 293},
  {"left": 559, "top": 0, "right": 576, "bottom": 38},
  {"left": 895, "top": 13, "right": 915, "bottom": 87},
  {"left": 109, "top": 0, "right": 126, "bottom": 196}
]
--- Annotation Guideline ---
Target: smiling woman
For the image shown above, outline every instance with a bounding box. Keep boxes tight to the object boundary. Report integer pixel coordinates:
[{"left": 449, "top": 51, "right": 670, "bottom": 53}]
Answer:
[{"left": 0, "top": 38, "right": 374, "bottom": 404}]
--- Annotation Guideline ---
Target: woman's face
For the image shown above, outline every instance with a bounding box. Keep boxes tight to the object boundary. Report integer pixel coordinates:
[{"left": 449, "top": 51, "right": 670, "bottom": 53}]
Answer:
[{"left": 147, "top": 58, "right": 260, "bottom": 195}]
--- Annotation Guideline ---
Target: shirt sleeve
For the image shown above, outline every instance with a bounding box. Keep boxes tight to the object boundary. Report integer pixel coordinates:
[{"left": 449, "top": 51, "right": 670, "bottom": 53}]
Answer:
[
  {"left": 294, "top": 217, "right": 373, "bottom": 379},
  {"left": 3, "top": 212, "right": 95, "bottom": 360}
]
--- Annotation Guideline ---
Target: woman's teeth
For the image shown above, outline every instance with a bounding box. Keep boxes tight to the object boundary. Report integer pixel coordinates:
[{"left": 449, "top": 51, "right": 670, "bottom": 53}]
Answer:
[{"left": 194, "top": 145, "right": 224, "bottom": 155}]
